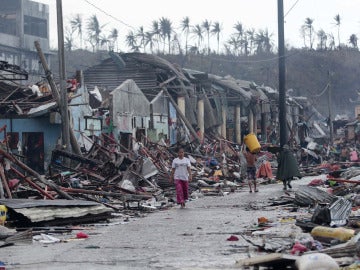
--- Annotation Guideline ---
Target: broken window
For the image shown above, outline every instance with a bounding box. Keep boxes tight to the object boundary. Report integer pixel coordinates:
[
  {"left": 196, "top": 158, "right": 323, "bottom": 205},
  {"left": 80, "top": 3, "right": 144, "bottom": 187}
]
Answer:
[
  {"left": 24, "top": 15, "right": 47, "bottom": 38},
  {"left": 0, "top": 0, "right": 19, "bottom": 36},
  {"left": 85, "top": 117, "right": 102, "bottom": 132}
]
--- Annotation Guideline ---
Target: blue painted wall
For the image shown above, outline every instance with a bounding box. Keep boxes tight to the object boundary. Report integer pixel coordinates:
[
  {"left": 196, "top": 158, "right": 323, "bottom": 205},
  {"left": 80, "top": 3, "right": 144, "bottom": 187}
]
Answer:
[{"left": 0, "top": 117, "right": 61, "bottom": 169}]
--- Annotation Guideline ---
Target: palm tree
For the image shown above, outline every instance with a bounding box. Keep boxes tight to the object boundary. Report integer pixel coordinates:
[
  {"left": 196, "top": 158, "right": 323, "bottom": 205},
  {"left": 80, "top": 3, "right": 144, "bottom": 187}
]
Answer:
[
  {"left": 333, "top": 14, "right": 341, "bottom": 49},
  {"left": 64, "top": 27, "right": 74, "bottom": 51},
  {"left": 234, "top": 22, "right": 244, "bottom": 54},
  {"left": 70, "top": 14, "right": 83, "bottom": 49},
  {"left": 125, "top": 30, "right": 139, "bottom": 52},
  {"left": 226, "top": 36, "right": 241, "bottom": 55},
  {"left": 262, "top": 29, "right": 273, "bottom": 53},
  {"left": 317, "top": 29, "right": 327, "bottom": 50},
  {"left": 64, "top": 36, "right": 73, "bottom": 51},
  {"left": 211, "top": 21, "right": 222, "bottom": 54},
  {"left": 302, "top": 17, "right": 314, "bottom": 49},
  {"left": 109, "top": 28, "right": 118, "bottom": 51},
  {"left": 171, "top": 33, "right": 182, "bottom": 55},
  {"left": 192, "top": 24, "right": 203, "bottom": 54},
  {"left": 180, "top": 16, "right": 191, "bottom": 55},
  {"left": 86, "top": 14, "right": 102, "bottom": 52},
  {"left": 243, "top": 32, "right": 249, "bottom": 56},
  {"left": 145, "top": 32, "right": 155, "bottom": 53},
  {"left": 136, "top": 26, "right": 146, "bottom": 52},
  {"left": 202, "top": 19, "right": 211, "bottom": 55},
  {"left": 246, "top": 28, "right": 255, "bottom": 55},
  {"left": 328, "top": 33, "right": 336, "bottom": 50},
  {"left": 159, "top": 17, "right": 172, "bottom": 54},
  {"left": 349, "top": 34, "right": 358, "bottom": 49},
  {"left": 100, "top": 34, "right": 110, "bottom": 50},
  {"left": 151, "top": 20, "right": 161, "bottom": 53},
  {"left": 255, "top": 29, "right": 273, "bottom": 54}
]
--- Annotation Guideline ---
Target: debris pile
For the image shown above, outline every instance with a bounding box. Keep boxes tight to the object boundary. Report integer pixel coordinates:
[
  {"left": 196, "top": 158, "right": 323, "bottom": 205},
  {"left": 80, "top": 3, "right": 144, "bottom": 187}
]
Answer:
[
  {"left": 0, "top": 131, "right": 277, "bottom": 226},
  {"left": 236, "top": 171, "right": 360, "bottom": 269}
]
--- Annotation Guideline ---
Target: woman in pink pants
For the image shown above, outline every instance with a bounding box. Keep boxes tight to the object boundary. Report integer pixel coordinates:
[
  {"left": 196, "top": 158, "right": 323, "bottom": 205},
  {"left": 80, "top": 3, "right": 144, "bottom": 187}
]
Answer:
[{"left": 170, "top": 148, "right": 192, "bottom": 208}]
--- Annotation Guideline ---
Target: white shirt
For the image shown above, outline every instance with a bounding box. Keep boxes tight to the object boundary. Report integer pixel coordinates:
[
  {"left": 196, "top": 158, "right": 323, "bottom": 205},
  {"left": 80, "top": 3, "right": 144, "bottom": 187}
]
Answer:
[{"left": 172, "top": 157, "right": 191, "bottom": 181}]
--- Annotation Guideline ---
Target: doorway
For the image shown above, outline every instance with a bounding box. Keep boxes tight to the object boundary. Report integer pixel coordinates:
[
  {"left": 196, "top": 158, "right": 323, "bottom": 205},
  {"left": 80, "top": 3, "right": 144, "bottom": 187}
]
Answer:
[
  {"left": 119, "top": 132, "right": 131, "bottom": 153},
  {"left": 23, "top": 132, "right": 44, "bottom": 173}
]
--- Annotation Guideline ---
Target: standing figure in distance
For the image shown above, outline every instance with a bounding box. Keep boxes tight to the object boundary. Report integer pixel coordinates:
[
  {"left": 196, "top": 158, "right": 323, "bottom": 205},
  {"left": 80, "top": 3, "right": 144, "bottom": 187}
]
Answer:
[
  {"left": 243, "top": 147, "right": 258, "bottom": 193},
  {"left": 276, "top": 144, "right": 302, "bottom": 190},
  {"left": 170, "top": 148, "right": 192, "bottom": 208}
]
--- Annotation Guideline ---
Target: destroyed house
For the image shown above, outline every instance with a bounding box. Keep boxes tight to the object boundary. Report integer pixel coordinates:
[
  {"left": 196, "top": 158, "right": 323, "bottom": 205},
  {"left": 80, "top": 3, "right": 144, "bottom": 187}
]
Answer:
[
  {"left": 109, "top": 79, "right": 151, "bottom": 150},
  {"left": 83, "top": 52, "right": 197, "bottom": 147},
  {"left": 0, "top": 81, "right": 60, "bottom": 173},
  {"left": 206, "top": 74, "right": 270, "bottom": 143}
]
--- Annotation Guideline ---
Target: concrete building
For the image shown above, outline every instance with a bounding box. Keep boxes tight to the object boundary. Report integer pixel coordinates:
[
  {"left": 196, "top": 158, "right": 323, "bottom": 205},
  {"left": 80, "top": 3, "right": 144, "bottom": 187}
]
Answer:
[{"left": 0, "top": 0, "right": 51, "bottom": 81}]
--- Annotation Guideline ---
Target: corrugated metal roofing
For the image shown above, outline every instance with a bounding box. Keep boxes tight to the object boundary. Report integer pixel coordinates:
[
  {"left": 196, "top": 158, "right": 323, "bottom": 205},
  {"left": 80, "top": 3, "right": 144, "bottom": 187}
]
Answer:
[
  {"left": 0, "top": 199, "right": 113, "bottom": 224},
  {"left": 83, "top": 52, "right": 192, "bottom": 102},
  {"left": 208, "top": 74, "right": 252, "bottom": 106},
  {"left": 329, "top": 197, "right": 352, "bottom": 227},
  {"left": 0, "top": 199, "right": 100, "bottom": 208},
  {"left": 15, "top": 205, "right": 112, "bottom": 223}
]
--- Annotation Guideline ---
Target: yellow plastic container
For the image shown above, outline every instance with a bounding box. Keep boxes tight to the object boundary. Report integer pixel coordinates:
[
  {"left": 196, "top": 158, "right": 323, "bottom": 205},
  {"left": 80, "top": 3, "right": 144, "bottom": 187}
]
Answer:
[
  {"left": 244, "top": 133, "right": 261, "bottom": 153},
  {"left": 0, "top": 205, "right": 7, "bottom": 225},
  {"left": 311, "top": 226, "right": 355, "bottom": 242}
]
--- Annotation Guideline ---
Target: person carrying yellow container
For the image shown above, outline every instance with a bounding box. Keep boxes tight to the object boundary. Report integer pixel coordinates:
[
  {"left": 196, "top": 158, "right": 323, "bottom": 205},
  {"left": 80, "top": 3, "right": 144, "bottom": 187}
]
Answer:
[{"left": 243, "top": 147, "right": 258, "bottom": 193}]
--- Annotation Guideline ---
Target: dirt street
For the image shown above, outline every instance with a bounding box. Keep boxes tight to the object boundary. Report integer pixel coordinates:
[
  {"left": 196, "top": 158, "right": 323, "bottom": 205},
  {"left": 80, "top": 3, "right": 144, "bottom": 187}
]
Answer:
[{"left": 1, "top": 176, "right": 318, "bottom": 270}]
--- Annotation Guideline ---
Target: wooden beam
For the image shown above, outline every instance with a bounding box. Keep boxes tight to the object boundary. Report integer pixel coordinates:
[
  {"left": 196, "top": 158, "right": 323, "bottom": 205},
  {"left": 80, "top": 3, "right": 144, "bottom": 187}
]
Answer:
[{"left": 0, "top": 148, "right": 73, "bottom": 199}]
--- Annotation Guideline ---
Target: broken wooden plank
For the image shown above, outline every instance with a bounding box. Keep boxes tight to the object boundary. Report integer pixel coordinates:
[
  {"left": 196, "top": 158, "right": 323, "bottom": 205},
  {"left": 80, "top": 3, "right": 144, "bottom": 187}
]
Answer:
[
  {"left": 10, "top": 166, "right": 55, "bottom": 200},
  {"left": 0, "top": 164, "right": 12, "bottom": 199},
  {"left": 0, "top": 148, "right": 73, "bottom": 200},
  {"left": 327, "top": 178, "right": 360, "bottom": 184}
]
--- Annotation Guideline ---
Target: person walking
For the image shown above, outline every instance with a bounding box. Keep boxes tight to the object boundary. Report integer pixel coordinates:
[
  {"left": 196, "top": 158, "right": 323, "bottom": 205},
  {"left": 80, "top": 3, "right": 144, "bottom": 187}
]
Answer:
[
  {"left": 170, "top": 148, "right": 192, "bottom": 208},
  {"left": 243, "top": 147, "right": 258, "bottom": 193},
  {"left": 276, "top": 144, "right": 302, "bottom": 190}
]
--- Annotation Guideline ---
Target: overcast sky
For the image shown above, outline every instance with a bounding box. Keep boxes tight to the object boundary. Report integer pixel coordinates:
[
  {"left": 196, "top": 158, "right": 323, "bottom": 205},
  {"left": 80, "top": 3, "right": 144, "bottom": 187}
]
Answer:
[{"left": 37, "top": 0, "right": 360, "bottom": 51}]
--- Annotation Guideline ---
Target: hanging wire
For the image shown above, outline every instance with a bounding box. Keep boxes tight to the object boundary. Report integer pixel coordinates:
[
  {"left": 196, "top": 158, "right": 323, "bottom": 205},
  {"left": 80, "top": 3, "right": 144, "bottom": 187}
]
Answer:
[
  {"left": 83, "top": 0, "right": 135, "bottom": 30},
  {"left": 284, "top": 0, "right": 301, "bottom": 18}
]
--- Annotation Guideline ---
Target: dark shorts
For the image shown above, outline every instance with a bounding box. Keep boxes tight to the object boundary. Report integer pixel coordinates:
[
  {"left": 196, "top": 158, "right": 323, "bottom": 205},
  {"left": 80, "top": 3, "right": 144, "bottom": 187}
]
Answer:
[{"left": 246, "top": 167, "right": 256, "bottom": 180}]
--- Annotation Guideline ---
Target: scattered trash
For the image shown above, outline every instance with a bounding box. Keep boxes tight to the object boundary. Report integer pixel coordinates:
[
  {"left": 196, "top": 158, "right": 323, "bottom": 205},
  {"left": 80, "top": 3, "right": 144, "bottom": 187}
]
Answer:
[
  {"left": 227, "top": 235, "right": 239, "bottom": 241},
  {"left": 311, "top": 226, "right": 355, "bottom": 242},
  {"left": 295, "top": 253, "right": 339, "bottom": 270},
  {"left": 34, "top": 234, "right": 61, "bottom": 244},
  {"left": 76, "top": 232, "right": 89, "bottom": 239}
]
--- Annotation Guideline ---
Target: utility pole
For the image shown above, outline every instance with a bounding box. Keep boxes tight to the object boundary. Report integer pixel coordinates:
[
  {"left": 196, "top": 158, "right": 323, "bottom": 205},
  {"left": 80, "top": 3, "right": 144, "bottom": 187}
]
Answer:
[
  {"left": 56, "top": 0, "right": 71, "bottom": 152},
  {"left": 328, "top": 71, "right": 334, "bottom": 144},
  {"left": 278, "top": 0, "right": 287, "bottom": 147}
]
